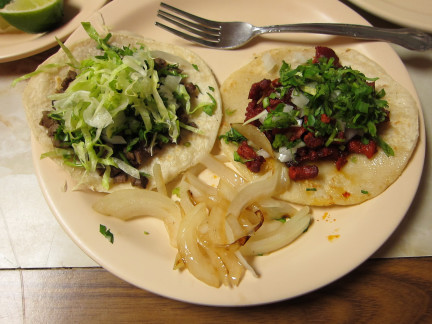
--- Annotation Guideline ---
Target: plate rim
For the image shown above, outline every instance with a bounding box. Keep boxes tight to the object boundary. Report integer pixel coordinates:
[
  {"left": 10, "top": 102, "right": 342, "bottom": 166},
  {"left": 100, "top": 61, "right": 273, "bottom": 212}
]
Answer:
[
  {"left": 348, "top": 0, "right": 432, "bottom": 32},
  {"left": 31, "top": 0, "right": 426, "bottom": 306},
  {"left": 0, "top": 0, "right": 108, "bottom": 63}
]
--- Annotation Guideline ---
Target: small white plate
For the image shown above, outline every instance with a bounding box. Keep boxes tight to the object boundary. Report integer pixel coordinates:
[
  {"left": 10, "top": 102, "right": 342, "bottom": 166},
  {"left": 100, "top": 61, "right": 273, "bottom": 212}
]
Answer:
[
  {"left": 349, "top": 0, "right": 432, "bottom": 32},
  {"left": 33, "top": 0, "right": 425, "bottom": 306},
  {"left": 0, "top": 0, "right": 108, "bottom": 63}
]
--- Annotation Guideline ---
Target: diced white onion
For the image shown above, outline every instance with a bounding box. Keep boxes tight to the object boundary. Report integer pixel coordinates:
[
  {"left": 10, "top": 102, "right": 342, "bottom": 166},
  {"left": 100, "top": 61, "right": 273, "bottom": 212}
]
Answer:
[
  {"left": 261, "top": 52, "right": 277, "bottom": 72},
  {"left": 164, "top": 75, "right": 182, "bottom": 92},
  {"left": 276, "top": 147, "right": 295, "bottom": 163},
  {"left": 257, "top": 149, "right": 271, "bottom": 159},
  {"left": 283, "top": 104, "right": 294, "bottom": 113},
  {"left": 291, "top": 89, "right": 309, "bottom": 108},
  {"left": 345, "top": 128, "right": 364, "bottom": 141}
]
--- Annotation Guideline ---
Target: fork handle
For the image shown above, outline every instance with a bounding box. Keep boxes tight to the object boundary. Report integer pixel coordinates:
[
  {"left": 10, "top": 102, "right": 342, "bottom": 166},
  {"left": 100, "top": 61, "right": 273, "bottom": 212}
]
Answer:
[{"left": 256, "top": 23, "right": 432, "bottom": 51}]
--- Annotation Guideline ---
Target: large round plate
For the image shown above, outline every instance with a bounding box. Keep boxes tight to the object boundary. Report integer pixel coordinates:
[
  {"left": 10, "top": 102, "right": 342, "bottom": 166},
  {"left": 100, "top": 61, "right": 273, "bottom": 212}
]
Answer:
[
  {"left": 348, "top": 0, "right": 432, "bottom": 32},
  {"left": 32, "top": 0, "right": 425, "bottom": 306},
  {"left": 0, "top": 0, "right": 108, "bottom": 63}
]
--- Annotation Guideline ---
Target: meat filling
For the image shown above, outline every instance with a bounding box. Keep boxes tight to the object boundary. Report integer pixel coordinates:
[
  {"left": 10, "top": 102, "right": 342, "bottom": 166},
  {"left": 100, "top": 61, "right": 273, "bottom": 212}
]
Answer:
[
  {"left": 235, "top": 46, "right": 389, "bottom": 181},
  {"left": 40, "top": 58, "right": 197, "bottom": 189}
]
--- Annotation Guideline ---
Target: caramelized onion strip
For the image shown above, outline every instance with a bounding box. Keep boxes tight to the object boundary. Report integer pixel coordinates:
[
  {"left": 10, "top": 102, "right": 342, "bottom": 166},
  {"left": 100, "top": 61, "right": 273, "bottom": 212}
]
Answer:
[
  {"left": 226, "top": 162, "right": 289, "bottom": 239},
  {"left": 240, "top": 206, "right": 311, "bottom": 256},
  {"left": 177, "top": 202, "right": 221, "bottom": 287},
  {"left": 92, "top": 189, "right": 181, "bottom": 247},
  {"left": 200, "top": 154, "right": 245, "bottom": 188},
  {"left": 232, "top": 123, "right": 274, "bottom": 157},
  {"left": 153, "top": 163, "right": 167, "bottom": 196}
]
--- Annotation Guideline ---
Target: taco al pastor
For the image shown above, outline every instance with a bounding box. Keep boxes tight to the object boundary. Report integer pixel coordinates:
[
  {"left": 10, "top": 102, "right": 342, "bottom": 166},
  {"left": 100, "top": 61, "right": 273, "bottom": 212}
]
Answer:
[{"left": 219, "top": 46, "right": 419, "bottom": 206}]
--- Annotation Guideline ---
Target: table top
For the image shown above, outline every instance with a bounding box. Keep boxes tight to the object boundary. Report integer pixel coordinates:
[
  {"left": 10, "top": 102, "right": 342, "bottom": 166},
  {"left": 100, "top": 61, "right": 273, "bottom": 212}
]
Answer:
[
  {"left": 0, "top": 258, "right": 431, "bottom": 322},
  {"left": 0, "top": 1, "right": 431, "bottom": 321}
]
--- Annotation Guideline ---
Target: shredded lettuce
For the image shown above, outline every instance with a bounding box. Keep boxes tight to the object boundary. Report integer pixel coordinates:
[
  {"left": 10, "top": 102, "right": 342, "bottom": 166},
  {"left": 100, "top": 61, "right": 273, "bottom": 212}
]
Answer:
[{"left": 41, "top": 22, "right": 213, "bottom": 189}]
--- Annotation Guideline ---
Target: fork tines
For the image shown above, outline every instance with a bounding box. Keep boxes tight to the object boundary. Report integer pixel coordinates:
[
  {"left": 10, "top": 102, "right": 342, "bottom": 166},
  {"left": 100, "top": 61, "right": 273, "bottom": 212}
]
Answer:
[{"left": 155, "top": 2, "right": 221, "bottom": 47}]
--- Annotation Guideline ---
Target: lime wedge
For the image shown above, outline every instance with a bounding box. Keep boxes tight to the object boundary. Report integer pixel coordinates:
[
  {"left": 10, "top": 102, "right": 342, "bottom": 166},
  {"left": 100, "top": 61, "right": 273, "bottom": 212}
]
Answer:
[{"left": 0, "top": 0, "right": 64, "bottom": 33}]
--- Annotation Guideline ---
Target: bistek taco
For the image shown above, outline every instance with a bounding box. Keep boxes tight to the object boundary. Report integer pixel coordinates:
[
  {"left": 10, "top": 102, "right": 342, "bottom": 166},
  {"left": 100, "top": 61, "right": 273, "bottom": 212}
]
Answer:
[
  {"left": 219, "top": 46, "right": 419, "bottom": 206},
  {"left": 22, "top": 23, "right": 222, "bottom": 192}
]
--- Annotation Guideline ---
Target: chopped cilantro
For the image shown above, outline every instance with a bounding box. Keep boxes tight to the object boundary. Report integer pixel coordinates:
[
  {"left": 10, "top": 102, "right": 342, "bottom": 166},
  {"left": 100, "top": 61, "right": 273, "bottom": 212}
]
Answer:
[
  {"left": 172, "top": 187, "right": 180, "bottom": 196},
  {"left": 192, "top": 64, "right": 199, "bottom": 71},
  {"left": 225, "top": 109, "right": 236, "bottom": 116},
  {"left": 277, "top": 56, "right": 391, "bottom": 149},
  {"left": 219, "top": 127, "right": 247, "bottom": 144},
  {"left": 376, "top": 136, "right": 395, "bottom": 156},
  {"left": 272, "top": 134, "right": 302, "bottom": 150},
  {"left": 260, "top": 104, "right": 299, "bottom": 130},
  {"left": 306, "top": 188, "right": 317, "bottom": 192},
  {"left": 234, "top": 151, "right": 253, "bottom": 163},
  {"left": 361, "top": 190, "right": 369, "bottom": 194},
  {"left": 274, "top": 217, "right": 287, "bottom": 223},
  {"left": 100, "top": 224, "right": 114, "bottom": 243},
  {"left": 195, "top": 92, "right": 217, "bottom": 116}
]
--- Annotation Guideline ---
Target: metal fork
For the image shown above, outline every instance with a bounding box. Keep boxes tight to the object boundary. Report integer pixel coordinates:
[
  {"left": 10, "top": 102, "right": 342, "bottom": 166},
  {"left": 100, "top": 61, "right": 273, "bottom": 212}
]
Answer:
[{"left": 155, "top": 2, "right": 432, "bottom": 51}]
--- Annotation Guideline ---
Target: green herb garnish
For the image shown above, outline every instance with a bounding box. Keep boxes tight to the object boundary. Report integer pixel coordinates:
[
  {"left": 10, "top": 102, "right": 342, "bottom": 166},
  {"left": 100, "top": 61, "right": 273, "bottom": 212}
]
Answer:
[
  {"left": 219, "top": 127, "right": 247, "bottom": 144},
  {"left": 100, "top": 224, "right": 114, "bottom": 243},
  {"left": 172, "top": 187, "right": 180, "bottom": 196},
  {"left": 233, "top": 151, "right": 253, "bottom": 164},
  {"left": 278, "top": 57, "right": 391, "bottom": 149}
]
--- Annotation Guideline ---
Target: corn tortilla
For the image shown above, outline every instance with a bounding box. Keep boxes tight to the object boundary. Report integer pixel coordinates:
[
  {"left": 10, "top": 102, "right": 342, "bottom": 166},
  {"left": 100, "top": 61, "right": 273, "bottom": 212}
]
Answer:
[
  {"left": 220, "top": 47, "right": 419, "bottom": 206},
  {"left": 23, "top": 33, "right": 222, "bottom": 192}
]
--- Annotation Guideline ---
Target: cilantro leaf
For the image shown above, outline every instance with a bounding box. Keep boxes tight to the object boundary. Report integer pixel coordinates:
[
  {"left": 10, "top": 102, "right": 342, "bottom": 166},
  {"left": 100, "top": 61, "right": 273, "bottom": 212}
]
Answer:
[
  {"left": 260, "top": 110, "right": 298, "bottom": 130},
  {"left": 233, "top": 151, "right": 253, "bottom": 163},
  {"left": 194, "top": 92, "right": 217, "bottom": 116},
  {"left": 376, "top": 136, "right": 394, "bottom": 156},
  {"left": 100, "top": 224, "right": 114, "bottom": 243},
  {"left": 219, "top": 128, "right": 246, "bottom": 144}
]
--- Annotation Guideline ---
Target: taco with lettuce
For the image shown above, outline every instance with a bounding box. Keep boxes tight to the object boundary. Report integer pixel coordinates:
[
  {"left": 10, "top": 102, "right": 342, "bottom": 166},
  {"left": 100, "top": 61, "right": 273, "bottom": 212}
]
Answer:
[
  {"left": 219, "top": 46, "right": 419, "bottom": 206},
  {"left": 22, "top": 23, "right": 222, "bottom": 192}
]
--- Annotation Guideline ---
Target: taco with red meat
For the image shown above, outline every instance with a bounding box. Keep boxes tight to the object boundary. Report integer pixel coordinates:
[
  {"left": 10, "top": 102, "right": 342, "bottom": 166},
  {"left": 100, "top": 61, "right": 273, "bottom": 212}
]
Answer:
[{"left": 219, "top": 46, "right": 419, "bottom": 206}]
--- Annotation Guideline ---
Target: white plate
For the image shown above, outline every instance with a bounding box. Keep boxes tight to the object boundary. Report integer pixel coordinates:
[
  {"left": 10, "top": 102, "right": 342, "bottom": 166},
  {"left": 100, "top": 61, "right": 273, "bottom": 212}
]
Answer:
[
  {"left": 349, "top": 0, "right": 432, "bottom": 32},
  {"left": 0, "top": 0, "right": 108, "bottom": 63},
  {"left": 33, "top": 0, "right": 425, "bottom": 306}
]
